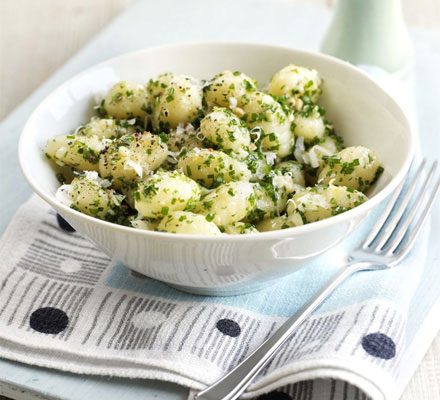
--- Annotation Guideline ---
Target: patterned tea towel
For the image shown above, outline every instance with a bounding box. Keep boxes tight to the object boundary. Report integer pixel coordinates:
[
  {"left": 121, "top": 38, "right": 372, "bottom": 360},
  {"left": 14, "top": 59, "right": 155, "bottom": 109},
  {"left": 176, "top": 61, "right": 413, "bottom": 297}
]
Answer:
[{"left": 0, "top": 189, "right": 438, "bottom": 400}]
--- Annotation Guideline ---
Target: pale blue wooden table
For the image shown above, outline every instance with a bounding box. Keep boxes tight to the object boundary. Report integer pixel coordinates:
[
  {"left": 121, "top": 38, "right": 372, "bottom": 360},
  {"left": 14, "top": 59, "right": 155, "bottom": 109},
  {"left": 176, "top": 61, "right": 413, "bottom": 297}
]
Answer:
[{"left": 1, "top": 0, "right": 440, "bottom": 398}]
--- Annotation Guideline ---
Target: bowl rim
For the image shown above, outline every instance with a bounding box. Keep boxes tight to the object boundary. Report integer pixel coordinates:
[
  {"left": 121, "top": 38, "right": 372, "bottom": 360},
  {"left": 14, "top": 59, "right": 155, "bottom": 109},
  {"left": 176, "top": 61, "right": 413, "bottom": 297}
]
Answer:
[{"left": 18, "top": 40, "right": 414, "bottom": 242}]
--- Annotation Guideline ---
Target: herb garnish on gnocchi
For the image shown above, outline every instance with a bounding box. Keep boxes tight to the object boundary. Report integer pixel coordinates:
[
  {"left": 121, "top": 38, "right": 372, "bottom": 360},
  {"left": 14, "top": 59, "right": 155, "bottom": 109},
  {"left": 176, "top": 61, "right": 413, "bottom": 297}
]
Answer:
[{"left": 46, "top": 65, "right": 383, "bottom": 235}]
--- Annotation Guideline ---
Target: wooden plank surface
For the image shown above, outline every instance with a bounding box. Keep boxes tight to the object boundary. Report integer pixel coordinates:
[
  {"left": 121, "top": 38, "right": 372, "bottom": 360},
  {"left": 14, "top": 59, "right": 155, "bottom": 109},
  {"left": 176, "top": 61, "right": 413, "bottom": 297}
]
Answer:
[
  {"left": 0, "top": 0, "right": 132, "bottom": 121},
  {"left": 1, "top": 0, "right": 440, "bottom": 121},
  {"left": 0, "top": 1, "right": 439, "bottom": 399}
]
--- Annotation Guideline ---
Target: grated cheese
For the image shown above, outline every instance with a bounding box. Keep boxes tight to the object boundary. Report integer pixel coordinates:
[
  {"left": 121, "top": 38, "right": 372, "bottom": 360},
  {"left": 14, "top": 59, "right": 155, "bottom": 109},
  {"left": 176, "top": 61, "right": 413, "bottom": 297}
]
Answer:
[
  {"left": 124, "top": 159, "right": 143, "bottom": 178},
  {"left": 56, "top": 184, "right": 73, "bottom": 206}
]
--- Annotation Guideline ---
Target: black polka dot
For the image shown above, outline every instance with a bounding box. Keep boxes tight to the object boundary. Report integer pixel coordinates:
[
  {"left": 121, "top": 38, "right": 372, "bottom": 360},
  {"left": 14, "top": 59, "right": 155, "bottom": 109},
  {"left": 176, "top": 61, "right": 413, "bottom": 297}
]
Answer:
[
  {"left": 216, "top": 319, "right": 241, "bottom": 337},
  {"left": 57, "top": 214, "right": 75, "bottom": 232},
  {"left": 362, "top": 332, "right": 396, "bottom": 359},
  {"left": 30, "top": 307, "right": 69, "bottom": 334},
  {"left": 257, "top": 391, "right": 292, "bottom": 400}
]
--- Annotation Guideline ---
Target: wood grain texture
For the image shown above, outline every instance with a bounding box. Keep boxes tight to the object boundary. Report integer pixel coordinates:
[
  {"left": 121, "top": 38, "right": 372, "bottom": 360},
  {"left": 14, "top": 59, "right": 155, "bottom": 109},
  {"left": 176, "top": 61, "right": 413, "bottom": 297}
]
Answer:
[
  {"left": 402, "top": 335, "right": 440, "bottom": 400},
  {"left": 0, "top": 1, "right": 439, "bottom": 399},
  {"left": 0, "top": 0, "right": 132, "bottom": 120},
  {"left": 1, "top": 0, "right": 439, "bottom": 120}
]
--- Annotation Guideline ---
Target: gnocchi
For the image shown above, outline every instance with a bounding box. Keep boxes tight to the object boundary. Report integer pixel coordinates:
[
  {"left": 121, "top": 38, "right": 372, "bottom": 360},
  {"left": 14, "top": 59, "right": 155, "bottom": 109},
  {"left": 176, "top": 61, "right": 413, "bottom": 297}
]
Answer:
[
  {"left": 56, "top": 171, "right": 124, "bottom": 220},
  {"left": 273, "top": 160, "right": 306, "bottom": 188},
  {"left": 102, "top": 81, "right": 150, "bottom": 120},
  {"left": 195, "top": 181, "right": 255, "bottom": 227},
  {"left": 224, "top": 222, "right": 259, "bottom": 235},
  {"left": 46, "top": 65, "right": 383, "bottom": 235},
  {"left": 151, "top": 75, "right": 202, "bottom": 130},
  {"left": 257, "top": 215, "right": 290, "bottom": 232},
  {"left": 77, "top": 117, "right": 136, "bottom": 139},
  {"left": 287, "top": 184, "right": 367, "bottom": 223},
  {"left": 318, "top": 146, "right": 383, "bottom": 192},
  {"left": 134, "top": 170, "right": 201, "bottom": 219},
  {"left": 158, "top": 211, "right": 222, "bottom": 236},
  {"left": 99, "top": 131, "right": 168, "bottom": 190},
  {"left": 294, "top": 133, "right": 343, "bottom": 169},
  {"left": 268, "top": 64, "right": 322, "bottom": 109},
  {"left": 251, "top": 182, "right": 289, "bottom": 220},
  {"left": 293, "top": 106, "right": 326, "bottom": 144},
  {"left": 147, "top": 72, "right": 175, "bottom": 98},
  {"left": 203, "top": 70, "right": 257, "bottom": 110},
  {"left": 200, "top": 107, "right": 251, "bottom": 157},
  {"left": 242, "top": 91, "right": 294, "bottom": 158},
  {"left": 166, "top": 123, "right": 204, "bottom": 153},
  {"left": 178, "top": 148, "right": 251, "bottom": 188},
  {"left": 45, "top": 134, "right": 105, "bottom": 172}
]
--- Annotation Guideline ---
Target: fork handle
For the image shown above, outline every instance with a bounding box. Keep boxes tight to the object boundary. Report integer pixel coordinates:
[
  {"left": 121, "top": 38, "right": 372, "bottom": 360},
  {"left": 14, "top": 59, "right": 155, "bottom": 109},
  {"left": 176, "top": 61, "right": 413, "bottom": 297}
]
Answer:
[{"left": 196, "top": 264, "right": 363, "bottom": 400}]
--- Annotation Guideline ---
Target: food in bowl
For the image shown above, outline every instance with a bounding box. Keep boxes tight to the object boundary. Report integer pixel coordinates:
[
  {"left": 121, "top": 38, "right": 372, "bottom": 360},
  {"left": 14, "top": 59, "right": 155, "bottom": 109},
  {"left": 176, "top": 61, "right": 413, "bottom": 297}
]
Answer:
[
  {"left": 19, "top": 43, "right": 412, "bottom": 294},
  {"left": 44, "top": 64, "right": 383, "bottom": 236}
]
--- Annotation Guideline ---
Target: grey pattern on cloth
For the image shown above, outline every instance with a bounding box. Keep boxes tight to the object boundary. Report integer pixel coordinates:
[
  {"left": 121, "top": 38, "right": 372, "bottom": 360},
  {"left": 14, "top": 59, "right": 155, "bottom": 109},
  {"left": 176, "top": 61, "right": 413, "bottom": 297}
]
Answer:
[{"left": 0, "top": 196, "right": 413, "bottom": 400}]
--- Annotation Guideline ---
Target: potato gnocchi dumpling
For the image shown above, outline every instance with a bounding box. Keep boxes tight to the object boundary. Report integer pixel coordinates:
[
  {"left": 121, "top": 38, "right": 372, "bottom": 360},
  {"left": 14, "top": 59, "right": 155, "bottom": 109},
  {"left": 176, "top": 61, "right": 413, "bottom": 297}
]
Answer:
[
  {"left": 257, "top": 215, "right": 290, "bottom": 232},
  {"left": 99, "top": 131, "right": 168, "bottom": 190},
  {"left": 293, "top": 106, "right": 326, "bottom": 143},
  {"left": 45, "top": 134, "right": 105, "bottom": 171},
  {"left": 200, "top": 107, "right": 251, "bottom": 157},
  {"left": 273, "top": 160, "right": 306, "bottom": 189},
  {"left": 46, "top": 65, "right": 383, "bottom": 234},
  {"left": 242, "top": 92, "right": 294, "bottom": 158},
  {"left": 152, "top": 75, "right": 202, "bottom": 130},
  {"left": 287, "top": 184, "right": 367, "bottom": 223},
  {"left": 130, "top": 217, "right": 159, "bottom": 231},
  {"left": 268, "top": 64, "right": 322, "bottom": 109},
  {"left": 306, "top": 135, "right": 342, "bottom": 166},
  {"left": 178, "top": 148, "right": 251, "bottom": 188},
  {"left": 135, "top": 170, "right": 201, "bottom": 219},
  {"left": 257, "top": 213, "right": 304, "bottom": 231},
  {"left": 224, "top": 222, "right": 259, "bottom": 235},
  {"left": 251, "top": 182, "right": 290, "bottom": 220},
  {"left": 203, "top": 70, "right": 257, "bottom": 110},
  {"left": 103, "top": 81, "right": 150, "bottom": 120},
  {"left": 77, "top": 117, "right": 136, "bottom": 139},
  {"left": 158, "top": 211, "right": 222, "bottom": 236},
  {"left": 147, "top": 72, "right": 175, "bottom": 98},
  {"left": 56, "top": 172, "right": 123, "bottom": 219},
  {"left": 195, "top": 181, "right": 255, "bottom": 227},
  {"left": 245, "top": 151, "right": 272, "bottom": 180},
  {"left": 165, "top": 123, "right": 204, "bottom": 153},
  {"left": 294, "top": 133, "right": 343, "bottom": 169},
  {"left": 318, "top": 146, "right": 383, "bottom": 192}
]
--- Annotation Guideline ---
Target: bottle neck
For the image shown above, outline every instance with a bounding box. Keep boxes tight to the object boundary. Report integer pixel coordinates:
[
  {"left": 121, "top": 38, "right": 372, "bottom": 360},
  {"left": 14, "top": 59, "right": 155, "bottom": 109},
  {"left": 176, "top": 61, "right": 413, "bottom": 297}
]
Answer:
[
  {"left": 336, "top": 0, "right": 404, "bottom": 29},
  {"left": 321, "top": 0, "right": 413, "bottom": 73}
]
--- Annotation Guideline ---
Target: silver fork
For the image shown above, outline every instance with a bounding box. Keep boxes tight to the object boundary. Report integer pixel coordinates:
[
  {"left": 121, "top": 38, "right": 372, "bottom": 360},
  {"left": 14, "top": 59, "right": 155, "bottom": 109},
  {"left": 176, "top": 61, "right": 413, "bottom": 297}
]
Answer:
[{"left": 196, "top": 159, "right": 440, "bottom": 400}]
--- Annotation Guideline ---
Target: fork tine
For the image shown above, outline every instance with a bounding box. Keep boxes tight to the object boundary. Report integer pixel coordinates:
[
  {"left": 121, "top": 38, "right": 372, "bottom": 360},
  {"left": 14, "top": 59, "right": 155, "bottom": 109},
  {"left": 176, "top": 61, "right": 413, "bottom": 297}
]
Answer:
[
  {"left": 370, "top": 159, "right": 427, "bottom": 251},
  {"left": 363, "top": 158, "right": 424, "bottom": 249},
  {"left": 362, "top": 173, "right": 406, "bottom": 248},
  {"left": 384, "top": 161, "right": 438, "bottom": 253},
  {"left": 388, "top": 172, "right": 440, "bottom": 259}
]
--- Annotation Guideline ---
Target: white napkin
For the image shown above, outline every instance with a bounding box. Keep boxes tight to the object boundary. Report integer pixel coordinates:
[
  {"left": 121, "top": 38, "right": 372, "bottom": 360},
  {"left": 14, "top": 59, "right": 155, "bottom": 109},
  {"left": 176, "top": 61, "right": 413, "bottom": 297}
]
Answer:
[{"left": 0, "top": 186, "right": 432, "bottom": 400}]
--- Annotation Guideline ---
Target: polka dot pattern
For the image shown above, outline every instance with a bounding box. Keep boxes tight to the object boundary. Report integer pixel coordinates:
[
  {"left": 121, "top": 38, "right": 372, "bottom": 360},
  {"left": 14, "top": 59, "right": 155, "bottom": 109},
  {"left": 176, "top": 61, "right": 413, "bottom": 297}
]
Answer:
[
  {"left": 57, "top": 214, "right": 75, "bottom": 232},
  {"left": 30, "top": 307, "right": 69, "bottom": 334},
  {"left": 216, "top": 318, "right": 241, "bottom": 337},
  {"left": 362, "top": 332, "right": 396, "bottom": 359}
]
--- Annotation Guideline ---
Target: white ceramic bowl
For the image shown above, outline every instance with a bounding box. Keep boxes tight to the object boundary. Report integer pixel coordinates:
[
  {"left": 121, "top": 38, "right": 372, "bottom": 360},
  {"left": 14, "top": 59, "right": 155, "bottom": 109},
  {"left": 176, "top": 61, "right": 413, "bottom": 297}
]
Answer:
[{"left": 19, "top": 42, "right": 413, "bottom": 295}]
